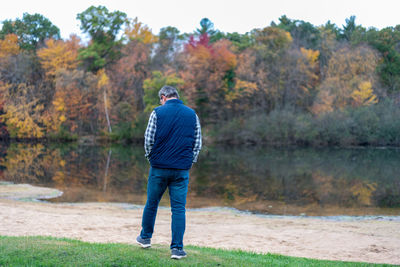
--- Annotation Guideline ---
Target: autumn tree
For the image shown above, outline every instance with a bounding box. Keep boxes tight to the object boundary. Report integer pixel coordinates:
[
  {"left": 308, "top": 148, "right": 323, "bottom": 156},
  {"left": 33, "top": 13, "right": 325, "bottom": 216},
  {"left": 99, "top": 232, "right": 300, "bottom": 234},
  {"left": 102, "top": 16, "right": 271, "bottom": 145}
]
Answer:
[
  {"left": 0, "top": 47, "right": 42, "bottom": 86},
  {"left": 317, "top": 22, "right": 340, "bottom": 78},
  {"left": 236, "top": 26, "right": 292, "bottom": 111},
  {"left": 107, "top": 39, "right": 150, "bottom": 128},
  {"left": 143, "top": 71, "right": 184, "bottom": 112},
  {"left": 311, "top": 45, "right": 380, "bottom": 114},
  {"left": 37, "top": 35, "right": 81, "bottom": 79},
  {"left": 180, "top": 32, "right": 258, "bottom": 121},
  {"left": 45, "top": 69, "right": 101, "bottom": 135},
  {"left": 97, "top": 69, "right": 112, "bottom": 133},
  {"left": 235, "top": 25, "right": 323, "bottom": 112},
  {"left": 124, "top": 17, "right": 158, "bottom": 44},
  {"left": 0, "top": 82, "right": 45, "bottom": 138},
  {"left": 180, "top": 34, "right": 233, "bottom": 120},
  {"left": 0, "top": 34, "right": 20, "bottom": 58}
]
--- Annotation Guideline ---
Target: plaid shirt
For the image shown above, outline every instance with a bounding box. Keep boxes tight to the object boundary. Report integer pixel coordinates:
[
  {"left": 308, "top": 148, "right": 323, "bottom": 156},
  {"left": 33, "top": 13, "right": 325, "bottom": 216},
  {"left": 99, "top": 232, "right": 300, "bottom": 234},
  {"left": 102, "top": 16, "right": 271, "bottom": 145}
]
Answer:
[{"left": 144, "top": 110, "right": 202, "bottom": 163}]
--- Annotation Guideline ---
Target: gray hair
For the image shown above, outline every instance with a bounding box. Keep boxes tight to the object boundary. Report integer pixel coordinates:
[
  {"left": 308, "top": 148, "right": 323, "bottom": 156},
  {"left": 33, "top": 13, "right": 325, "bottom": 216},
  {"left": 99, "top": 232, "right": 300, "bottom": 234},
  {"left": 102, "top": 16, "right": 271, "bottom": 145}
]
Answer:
[{"left": 158, "top": 85, "right": 180, "bottom": 99}]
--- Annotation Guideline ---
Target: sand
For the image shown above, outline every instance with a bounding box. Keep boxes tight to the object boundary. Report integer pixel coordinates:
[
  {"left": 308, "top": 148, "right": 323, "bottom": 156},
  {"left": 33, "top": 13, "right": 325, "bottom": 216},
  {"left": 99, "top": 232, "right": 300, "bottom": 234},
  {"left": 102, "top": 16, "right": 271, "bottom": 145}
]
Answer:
[{"left": 0, "top": 184, "right": 399, "bottom": 265}]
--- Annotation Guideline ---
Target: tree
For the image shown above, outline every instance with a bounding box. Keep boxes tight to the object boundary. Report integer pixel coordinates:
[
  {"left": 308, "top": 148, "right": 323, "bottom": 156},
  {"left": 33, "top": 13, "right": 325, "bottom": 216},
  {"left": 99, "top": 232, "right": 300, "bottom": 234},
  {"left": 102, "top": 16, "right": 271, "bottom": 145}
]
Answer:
[
  {"left": 76, "top": 6, "right": 127, "bottom": 72},
  {"left": 151, "top": 26, "right": 182, "bottom": 71},
  {"left": 196, "top": 18, "right": 216, "bottom": 36},
  {"left": 77, "top": 6, "right": 126, "bottom": 42},
  {"left": 311, "top": 45, "right": 380, "bottom": 114},
  {"left": 351, "top": 81, "right": 378, "bottom": 107},
  {"left": 108, "top": 40, "right": 150, "bottom": 115},
  {"left": 277, "top": 15, "right": 321, "bottom": 49},
  {"left": 0, "top": 13, "right": 60, "bottom": 50},
  {"left": 0, "top": 34, "right": 20, "bottom": 58},
  {"left": 0, "top": 82, "right": 45, "bottom": 138},
  {"left": 179, "top": 34, "right": 253, "bottom": 122},
  {"left": 225, "top": 32, "right": 254, "bottom": 51},
  {"left": 341, "top": 16, "right": 357, "bottom": 41},
  {"left": 124, "top": 17, "right": 158, "bottom": 44},
  {"left": 37, "top": 35, "right": 81, "bottom": 79},
  {"left": 97, "top": 69, "right": 112, "bottom": 133},
  {"left": 317, "top": 22, "right": 340, "bottom": 78},
  {"left": 235, "top": 26, "right": 294, "bottom": 111},
  {"left": 47, "top": 69, "right": 101, "bottom": 135},
  {"left": 364, "top": 27, "right": 400, "bottom": 93},
  {"left": 143, "top": 71, "right": 184, "bottom": 112}
]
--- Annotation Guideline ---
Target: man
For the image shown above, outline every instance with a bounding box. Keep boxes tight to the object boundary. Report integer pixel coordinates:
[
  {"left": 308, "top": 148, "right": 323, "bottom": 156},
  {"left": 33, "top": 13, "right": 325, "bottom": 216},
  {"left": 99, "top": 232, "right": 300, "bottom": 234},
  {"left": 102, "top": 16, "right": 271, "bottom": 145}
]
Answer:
[{"left": 136, "top": 85, "right": 202, "bottom": 260}]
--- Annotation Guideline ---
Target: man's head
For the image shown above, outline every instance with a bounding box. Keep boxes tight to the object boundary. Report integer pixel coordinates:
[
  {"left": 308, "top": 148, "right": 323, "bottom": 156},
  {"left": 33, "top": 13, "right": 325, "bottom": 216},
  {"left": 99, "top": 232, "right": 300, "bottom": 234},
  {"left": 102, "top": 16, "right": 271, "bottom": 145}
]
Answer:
[{"left": 158, "top": 85, "right": 180, "bottom": 105}]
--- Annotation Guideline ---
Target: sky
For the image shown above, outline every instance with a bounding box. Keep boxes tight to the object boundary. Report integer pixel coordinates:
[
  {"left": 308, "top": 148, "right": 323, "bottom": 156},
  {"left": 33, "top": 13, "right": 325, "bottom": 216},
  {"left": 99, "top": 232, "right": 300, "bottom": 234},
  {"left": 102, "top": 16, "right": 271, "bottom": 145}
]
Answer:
[{"left": 1, "top": 0, "right": 400, "bottom": 40}]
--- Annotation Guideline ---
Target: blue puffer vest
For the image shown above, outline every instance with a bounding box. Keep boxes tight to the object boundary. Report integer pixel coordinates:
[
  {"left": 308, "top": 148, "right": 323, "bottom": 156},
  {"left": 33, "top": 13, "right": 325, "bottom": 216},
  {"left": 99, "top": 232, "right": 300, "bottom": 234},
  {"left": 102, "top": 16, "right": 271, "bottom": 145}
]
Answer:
[{"left": 149, "top": 99, "right": 196, "bottom": 170}]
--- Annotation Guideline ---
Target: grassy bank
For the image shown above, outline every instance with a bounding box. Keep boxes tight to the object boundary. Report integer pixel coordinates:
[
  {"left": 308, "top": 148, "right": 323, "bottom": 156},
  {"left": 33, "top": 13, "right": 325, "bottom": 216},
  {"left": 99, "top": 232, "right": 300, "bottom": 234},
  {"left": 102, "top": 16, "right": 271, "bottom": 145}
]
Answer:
[{"left": 0, "top": 236, "right": 392, "bottom": 267}]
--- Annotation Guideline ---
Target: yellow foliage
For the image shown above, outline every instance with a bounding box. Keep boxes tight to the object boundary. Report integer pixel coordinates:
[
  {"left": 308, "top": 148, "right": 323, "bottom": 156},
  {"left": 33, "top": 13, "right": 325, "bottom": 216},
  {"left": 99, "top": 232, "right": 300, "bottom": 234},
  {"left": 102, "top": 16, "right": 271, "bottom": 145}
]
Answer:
[
  {"left": 52, "top": 96, "right": 65, "bottom": 112},
  {"left": 124, "top": 17, "right": 158, "bottom": 44},
  {"left": 0, "top": 84, "right": 45, "bottom": 138},
  {"left": 254, "top": 27, "right": 293, "bottom": 50},
  {"left": 97, "top": 69, "right": 109, "bottom": 88},
  {"left": 59, "top": 114, "right": 67, "bottom": 122},
  {"left": 312, "top": 45, "right": 379, "bottom": 113},
  {"left": 351, "top": 81, "right": 378, "bottom": 107},
  {"left": 37, "top": 36, "right": 80, "bottom": 78},
  {"left": 225, "top": 79, "right": 258, "bottom": 103},
  {"left": 350, "top": 182, "right": 377, "bottom": 206},
  {"left": 300, "top": 47, "right": 320, "bottom": 64},
  {"left": 0, "top": 34, "right": 20, "bottom": 58},
  {"left": 59, "top": 160, "right": 66, "bottom": 167},
  {"left": 285, "top": 32, "right": 293, "bottom": 43}
]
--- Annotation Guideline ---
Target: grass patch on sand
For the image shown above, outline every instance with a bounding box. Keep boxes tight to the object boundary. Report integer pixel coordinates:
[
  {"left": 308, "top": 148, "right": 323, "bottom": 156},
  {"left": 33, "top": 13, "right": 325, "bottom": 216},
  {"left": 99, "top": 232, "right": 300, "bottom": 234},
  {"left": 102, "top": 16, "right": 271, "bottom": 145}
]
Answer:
[{"left": 0, "top": 236, "right": 393, "bottom": 266}]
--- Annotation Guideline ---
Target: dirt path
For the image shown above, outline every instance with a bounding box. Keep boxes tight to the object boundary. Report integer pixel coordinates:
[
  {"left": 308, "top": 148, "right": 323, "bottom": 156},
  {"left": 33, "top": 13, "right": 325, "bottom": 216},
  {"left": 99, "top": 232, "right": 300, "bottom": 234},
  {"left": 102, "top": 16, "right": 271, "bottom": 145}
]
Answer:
[{"left": 0, "top": 184, "right": 399, "bottom": 265}]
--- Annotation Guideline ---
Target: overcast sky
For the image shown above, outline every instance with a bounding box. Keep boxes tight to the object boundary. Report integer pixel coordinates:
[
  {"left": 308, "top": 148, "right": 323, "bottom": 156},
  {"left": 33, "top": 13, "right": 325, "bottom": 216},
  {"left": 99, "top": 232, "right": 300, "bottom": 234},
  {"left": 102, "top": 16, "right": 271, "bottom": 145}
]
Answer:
[{"left": 1, "top": 0, "right": 400, "bottom": 39}]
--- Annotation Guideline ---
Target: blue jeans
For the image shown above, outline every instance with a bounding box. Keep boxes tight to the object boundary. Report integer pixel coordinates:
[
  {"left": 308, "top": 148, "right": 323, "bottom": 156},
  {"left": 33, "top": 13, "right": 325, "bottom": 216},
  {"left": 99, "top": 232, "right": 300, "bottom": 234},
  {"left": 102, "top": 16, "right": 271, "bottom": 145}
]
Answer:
[{"left": 140, "top": 167, "right": 189, "bottom": 249}]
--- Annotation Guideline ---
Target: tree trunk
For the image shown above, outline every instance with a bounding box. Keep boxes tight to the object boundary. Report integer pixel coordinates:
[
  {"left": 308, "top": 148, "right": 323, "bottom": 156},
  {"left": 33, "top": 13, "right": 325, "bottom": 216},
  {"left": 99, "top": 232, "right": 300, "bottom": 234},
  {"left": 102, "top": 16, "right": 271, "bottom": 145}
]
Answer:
[{"left": 104, "top": 89, "right": 112, "bottom": 133}]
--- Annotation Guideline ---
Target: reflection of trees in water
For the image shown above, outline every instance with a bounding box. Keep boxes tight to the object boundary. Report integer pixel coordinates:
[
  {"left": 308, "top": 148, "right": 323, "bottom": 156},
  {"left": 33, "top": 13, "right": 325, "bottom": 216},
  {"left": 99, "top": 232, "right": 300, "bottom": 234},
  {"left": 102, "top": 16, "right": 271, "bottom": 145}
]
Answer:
[
  {"left": 0, "top": 143, "right": 149, "bottom": 198},
  {"left": 0, "top": 143, "right": 61, "bottom": 184},
  {"left": 190, "top": 146, "right": 400, "bottom": 209},
  {"left": 0, "top": 143, "right": 399, "bottom": 210}
]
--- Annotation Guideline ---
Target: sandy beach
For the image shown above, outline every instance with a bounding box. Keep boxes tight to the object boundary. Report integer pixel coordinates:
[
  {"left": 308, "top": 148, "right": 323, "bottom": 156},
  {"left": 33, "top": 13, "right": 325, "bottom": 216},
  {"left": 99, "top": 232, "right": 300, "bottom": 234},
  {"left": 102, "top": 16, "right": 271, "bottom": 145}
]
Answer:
[{"left": 0, "top": 184, "right": 399, "bottom": 265}]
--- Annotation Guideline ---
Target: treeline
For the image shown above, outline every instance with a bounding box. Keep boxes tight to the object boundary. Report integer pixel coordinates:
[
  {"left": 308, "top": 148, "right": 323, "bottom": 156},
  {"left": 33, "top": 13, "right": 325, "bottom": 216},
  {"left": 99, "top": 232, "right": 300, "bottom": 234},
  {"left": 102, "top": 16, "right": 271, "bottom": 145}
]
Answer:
[{"left": 0, "top": 6, "right": 400, "bottom": 146}]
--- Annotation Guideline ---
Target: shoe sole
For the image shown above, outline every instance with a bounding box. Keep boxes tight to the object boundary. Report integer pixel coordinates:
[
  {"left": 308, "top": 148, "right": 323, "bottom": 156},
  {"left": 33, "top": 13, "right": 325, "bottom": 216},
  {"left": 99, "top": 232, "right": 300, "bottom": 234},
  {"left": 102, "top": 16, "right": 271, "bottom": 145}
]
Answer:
[
  {"left": 136, "top": 240, "right": 151, "bottom": 249},
  {"left": 171, "top": 255, "right": 187, "bottom": 260}
]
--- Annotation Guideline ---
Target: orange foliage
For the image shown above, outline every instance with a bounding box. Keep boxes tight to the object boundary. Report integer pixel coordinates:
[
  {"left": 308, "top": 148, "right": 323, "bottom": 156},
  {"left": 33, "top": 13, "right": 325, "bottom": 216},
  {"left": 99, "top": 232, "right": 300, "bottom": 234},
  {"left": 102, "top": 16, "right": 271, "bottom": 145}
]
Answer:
[
  {"left": 212, "top": 39, "right": 237, "bottom": 72},
  {"left": 108, "top": 40, "right": 150, "bottom": 116},
  {"left": 0, "top": 34, "right": 20, "bottom": 58},
  {"left": 45, "top": 70, "right": 100, "bottom": 134},
  {"left": 181, "top": 37, "right": 239, "bottom": 113}
]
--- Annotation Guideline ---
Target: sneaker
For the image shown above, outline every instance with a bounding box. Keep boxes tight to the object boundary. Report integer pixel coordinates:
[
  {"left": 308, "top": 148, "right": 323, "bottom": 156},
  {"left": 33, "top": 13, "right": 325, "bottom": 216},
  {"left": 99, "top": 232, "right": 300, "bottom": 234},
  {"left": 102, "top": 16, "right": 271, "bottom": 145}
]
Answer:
[
  {"left": 136, "top": 235, "right": 151, "bottom": 248},
  {"left": 171, "top": 248, "right": 187, "bottom": 259}
]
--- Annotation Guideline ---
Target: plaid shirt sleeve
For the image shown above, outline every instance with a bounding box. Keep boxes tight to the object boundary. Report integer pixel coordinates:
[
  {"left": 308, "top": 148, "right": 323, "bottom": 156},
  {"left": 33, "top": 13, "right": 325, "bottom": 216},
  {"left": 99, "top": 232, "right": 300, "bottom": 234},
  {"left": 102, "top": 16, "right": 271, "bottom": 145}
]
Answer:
[
  {"left": 144, "top": 110, "right": 157, "bottom": 160},
  {"left": 193, "top": 114, "right": 202, "bottom": 163}
]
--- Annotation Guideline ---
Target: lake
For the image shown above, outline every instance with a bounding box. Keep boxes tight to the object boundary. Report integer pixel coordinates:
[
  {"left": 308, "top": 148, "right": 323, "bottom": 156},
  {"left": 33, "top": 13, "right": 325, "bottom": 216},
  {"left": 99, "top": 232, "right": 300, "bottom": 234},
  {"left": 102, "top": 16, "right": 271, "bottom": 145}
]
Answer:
[{"left": 0, "top": 142, "right": 399, "bottom": 217}]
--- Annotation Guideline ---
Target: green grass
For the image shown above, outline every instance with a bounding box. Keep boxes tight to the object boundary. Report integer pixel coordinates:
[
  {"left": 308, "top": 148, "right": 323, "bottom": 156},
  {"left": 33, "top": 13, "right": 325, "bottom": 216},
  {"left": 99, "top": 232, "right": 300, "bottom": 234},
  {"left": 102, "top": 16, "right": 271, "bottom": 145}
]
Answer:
[{"left": 0, "top": 236, "right": 394, "bottom": 267}]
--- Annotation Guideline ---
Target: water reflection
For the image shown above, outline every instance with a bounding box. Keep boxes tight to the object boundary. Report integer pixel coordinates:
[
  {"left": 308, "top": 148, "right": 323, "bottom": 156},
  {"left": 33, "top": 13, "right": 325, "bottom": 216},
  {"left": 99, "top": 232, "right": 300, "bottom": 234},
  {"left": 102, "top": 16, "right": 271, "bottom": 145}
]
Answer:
[{"left": 0, "top": 142, "right": 399, "bottom": 216}]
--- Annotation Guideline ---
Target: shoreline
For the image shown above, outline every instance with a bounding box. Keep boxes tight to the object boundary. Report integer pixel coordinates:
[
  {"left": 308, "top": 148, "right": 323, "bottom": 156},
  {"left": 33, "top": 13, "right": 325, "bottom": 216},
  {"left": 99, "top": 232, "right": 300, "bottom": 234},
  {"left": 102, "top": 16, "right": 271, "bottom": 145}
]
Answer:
[{"left": 0, "top": 184, "right": 399, "bottom": 265}]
